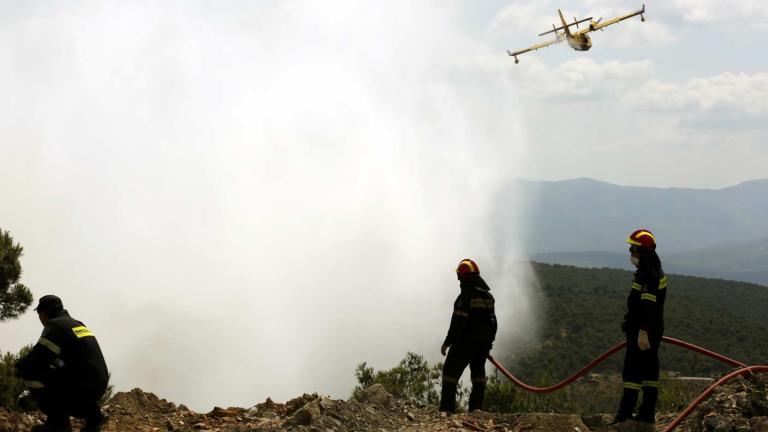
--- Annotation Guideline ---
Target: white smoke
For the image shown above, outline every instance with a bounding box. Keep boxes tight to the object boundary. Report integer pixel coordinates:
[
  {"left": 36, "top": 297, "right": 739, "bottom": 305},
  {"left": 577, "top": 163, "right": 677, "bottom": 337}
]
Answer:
[{"left": 0, "top": 1, "right": 532, "bottom": 410}]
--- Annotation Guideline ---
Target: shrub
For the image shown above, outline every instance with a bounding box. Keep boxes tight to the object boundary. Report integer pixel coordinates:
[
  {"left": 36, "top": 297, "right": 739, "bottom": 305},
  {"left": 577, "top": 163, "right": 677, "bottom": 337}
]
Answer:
[{"left": 0, "top": 345, "right": 33, "bottom": 410}]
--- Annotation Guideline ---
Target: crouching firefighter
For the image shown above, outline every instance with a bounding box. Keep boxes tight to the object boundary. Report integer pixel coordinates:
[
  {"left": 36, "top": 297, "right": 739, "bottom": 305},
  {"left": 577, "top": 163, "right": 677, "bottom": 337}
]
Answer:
[
  {"left": 614, "top": 230, "right": 667, "bottom": 431},
  {"left": 15, "top": 295, "right": 109, "bottom": 432},
  {"left": 439, "top": 259, "right": 498, "bottom": 413}
]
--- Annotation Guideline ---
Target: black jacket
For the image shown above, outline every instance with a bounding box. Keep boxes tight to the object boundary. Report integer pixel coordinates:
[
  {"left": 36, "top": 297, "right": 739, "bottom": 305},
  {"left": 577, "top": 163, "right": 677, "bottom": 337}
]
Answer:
[
  {"left": 443, "top": 274, "right": 498, "bottom": 351},
  {"left": 16, "top": 310, "right": 108, "bottom": 392},
  {"left": 624, "top": 266, "right": 667, "bottom": 334}
]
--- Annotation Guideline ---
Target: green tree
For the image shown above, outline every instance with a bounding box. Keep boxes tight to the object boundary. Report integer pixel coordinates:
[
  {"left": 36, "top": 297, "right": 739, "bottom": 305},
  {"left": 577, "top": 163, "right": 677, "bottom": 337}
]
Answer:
[
  {"left": 0, "top": 229, "right": 33, "bottom": 321},
  {"left": 0, "top": 345, "right": 33, "bottom": 409},
  {"left": 354, "top": 352, "right": 443, "bottom": 407}
]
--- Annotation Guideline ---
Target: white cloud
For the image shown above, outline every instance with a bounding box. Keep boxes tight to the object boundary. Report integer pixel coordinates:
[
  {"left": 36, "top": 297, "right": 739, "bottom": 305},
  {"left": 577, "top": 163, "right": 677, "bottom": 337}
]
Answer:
[
  {"left": 489, "top": 0, "right": 554, "bottom": 35},
  {"left": 588, "top": 17, "right": 674, "bottom": 48},
  {"left": 633, "top": 72, "right": 768, "bottom": 115},
  {"left": 515, "top": 57, "right": 652, "bottom": 98},
  {"left": 670, "top": 0, "right": 768, "bottom": 25}
]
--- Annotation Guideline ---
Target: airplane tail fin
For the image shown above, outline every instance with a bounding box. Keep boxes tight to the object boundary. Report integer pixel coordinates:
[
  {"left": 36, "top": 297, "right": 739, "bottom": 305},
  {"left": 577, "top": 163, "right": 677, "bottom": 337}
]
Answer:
[{"left": 557, "top": 9, "right": 572, "bottom": 36}]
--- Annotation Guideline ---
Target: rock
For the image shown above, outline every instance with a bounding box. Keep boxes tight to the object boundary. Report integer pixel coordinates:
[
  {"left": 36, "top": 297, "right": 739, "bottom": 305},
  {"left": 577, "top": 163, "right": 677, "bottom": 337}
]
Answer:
[
  {"left": 633, "top": 421, "right": 656, "bottom": 432},
  {"left": 209, "top": 407, "right": 237, "bottom": 418},
  {"left": 751, "top": 417, "right": 768, "bottom": 432},
  {"left": 354, "top": 384, "right": 395, "bottom": 409},
  {"left": 581, "top": 414, "right": 611, "bottom": 428},
  {"left": 319, "top": 396, "right": 338, "bottom": 411},
  {"left": 705, "top": 415, "right": 728, "bottom": 432},
  {"left": 247, "top": 406, "right": 277, "bottom": 419},
  {"left": 752, "top": 397, "right": 768, "bottom": 417},
  {"left": 164, "top": 418, "right": 175, "bottom": 431},
  {"left": 290, "top": 400, "right": 322, "bottom": 426},
  {"left": 514, "top": 413, "right": 591, "bottom": 432},
  {"left": 406, "top": 411, "right": 416, "bottom": 422},
  {"left": 284, "top": 393, "right": 320, "bottom": 416}
]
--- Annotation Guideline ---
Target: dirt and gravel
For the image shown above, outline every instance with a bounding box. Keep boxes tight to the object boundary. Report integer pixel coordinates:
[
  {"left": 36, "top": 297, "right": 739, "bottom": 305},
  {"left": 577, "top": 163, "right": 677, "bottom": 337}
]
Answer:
[{"left": 1, "top": 376, "right": 767, "bottom": 432}]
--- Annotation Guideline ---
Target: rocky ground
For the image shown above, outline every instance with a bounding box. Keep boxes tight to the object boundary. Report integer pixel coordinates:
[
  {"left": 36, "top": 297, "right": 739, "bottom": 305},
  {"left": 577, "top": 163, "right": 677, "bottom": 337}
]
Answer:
[{"left": 1, "top": 376, "right": 767, "bottom": 432}]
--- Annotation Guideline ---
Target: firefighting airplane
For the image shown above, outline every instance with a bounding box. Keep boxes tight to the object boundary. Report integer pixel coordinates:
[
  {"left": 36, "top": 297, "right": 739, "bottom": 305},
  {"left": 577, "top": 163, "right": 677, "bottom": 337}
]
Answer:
[{"left": 507, "top": 5, "right": 646, "bottom": 64}]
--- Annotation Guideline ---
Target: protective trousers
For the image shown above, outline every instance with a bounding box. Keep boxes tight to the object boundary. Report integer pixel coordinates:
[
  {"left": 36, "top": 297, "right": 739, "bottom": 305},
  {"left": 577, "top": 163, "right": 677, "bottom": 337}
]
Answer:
[
  {"left": 29, "top": 376, "right": 105, "bottom": 428},
  {"left": 439, "top": 346, "right": 487, "bottom": 412},
  {"left": 617, "top": 328, "right": 661, "bottom": 423}
]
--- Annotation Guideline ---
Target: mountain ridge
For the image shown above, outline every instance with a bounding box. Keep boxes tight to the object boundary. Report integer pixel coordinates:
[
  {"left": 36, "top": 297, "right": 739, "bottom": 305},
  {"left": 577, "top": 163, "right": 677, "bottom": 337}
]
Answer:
[{"left": 494, "top": 178, "right": 768, "bottom": 277}]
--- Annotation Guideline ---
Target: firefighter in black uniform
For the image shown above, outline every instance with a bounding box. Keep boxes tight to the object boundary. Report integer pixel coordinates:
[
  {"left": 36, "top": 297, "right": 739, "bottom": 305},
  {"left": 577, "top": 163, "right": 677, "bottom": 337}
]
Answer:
[
  {"left": 614, "top": 230, "right": 667, "bottom": 431},
  {"left": 15, "top": 295, "right": 109, "bottom": 432},
  {"left": 439, "top": 259, "right": 497, "bottom": 413}
]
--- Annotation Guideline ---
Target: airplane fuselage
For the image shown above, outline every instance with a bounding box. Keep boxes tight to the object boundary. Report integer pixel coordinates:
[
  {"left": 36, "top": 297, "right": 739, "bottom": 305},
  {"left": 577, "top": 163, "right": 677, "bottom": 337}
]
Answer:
[{"left": 567, "top": 33, "right": 592, "bottom": 51}]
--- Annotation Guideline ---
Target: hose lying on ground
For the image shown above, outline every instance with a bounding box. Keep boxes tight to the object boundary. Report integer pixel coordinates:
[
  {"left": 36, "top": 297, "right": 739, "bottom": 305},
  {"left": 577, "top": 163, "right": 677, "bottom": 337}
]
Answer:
[{"left": 487, "top": 336, "right": 766, "bottom": 431}]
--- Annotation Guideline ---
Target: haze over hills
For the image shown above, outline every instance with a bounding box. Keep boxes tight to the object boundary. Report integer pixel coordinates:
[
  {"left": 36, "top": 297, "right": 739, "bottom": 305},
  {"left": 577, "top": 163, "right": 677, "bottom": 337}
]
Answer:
[{"left": 494, "top": 178, "right": 768, "bottom": 285}]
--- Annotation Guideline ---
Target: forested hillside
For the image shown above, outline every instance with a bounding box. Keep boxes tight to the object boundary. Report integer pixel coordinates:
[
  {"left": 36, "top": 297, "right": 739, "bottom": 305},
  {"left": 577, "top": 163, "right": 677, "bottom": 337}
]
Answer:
[{"left": 500, "top": 263, "right": 768, "bottom": 382}]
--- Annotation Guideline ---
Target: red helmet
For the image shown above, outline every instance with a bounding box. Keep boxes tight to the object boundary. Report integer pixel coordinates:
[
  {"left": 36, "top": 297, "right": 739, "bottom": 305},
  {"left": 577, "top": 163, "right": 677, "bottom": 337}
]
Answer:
[
  {"left": 456, "top": 259, "right": 479, "bottom": 277},
  {"left": 626, "top": 229, "right": 657, "bottom": 250}
]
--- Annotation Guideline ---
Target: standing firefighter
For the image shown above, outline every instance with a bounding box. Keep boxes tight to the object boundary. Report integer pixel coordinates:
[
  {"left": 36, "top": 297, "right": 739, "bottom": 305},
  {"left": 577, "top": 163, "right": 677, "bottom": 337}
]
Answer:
[
  {"left": 439, "top": 259, "right": 497, "bottom": 413},
  {"left": 614, "top": 230, "right": 667, "bottom": 431},
  {"left": 15, "top": 295, "right": 109, "bottom": 432}
]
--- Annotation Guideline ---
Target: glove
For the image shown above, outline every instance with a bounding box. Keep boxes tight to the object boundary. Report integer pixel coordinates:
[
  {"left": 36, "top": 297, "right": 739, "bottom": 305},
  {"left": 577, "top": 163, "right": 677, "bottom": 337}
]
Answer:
[
  {"left": 17, "top": 390, "right": 35, "bottom": 411},
  {"left": 638, "top": 329, "right": 651, "bottom": 351},
  {"left": 441, "top": 344, "right": 449, "bottom": 356}
]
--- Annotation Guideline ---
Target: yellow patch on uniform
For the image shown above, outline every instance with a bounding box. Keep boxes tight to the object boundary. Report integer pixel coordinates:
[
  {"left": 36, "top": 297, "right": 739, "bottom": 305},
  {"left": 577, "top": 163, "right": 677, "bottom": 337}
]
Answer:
[{"left": 72, "top": 326, "right": 94, "bottom": 338}]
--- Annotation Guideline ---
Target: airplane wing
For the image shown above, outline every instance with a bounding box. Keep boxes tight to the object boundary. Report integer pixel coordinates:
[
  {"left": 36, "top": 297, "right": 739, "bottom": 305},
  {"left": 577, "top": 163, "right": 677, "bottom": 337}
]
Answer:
[
  {"left": 507, "top": 36, "right": 563, "bottom": 63},
  {"left": 588, "top": 4, "right": 645, "bottom": 32}
]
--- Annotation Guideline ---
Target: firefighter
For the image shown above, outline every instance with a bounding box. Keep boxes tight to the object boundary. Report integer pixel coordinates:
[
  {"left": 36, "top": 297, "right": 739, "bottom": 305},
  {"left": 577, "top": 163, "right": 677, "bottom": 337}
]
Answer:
[
  {"left": 15, "top": 295, "right": 109, "bottom": 432},
  {"left": 614, "top": 230, "right": 667, "bottom": 431},
  {"left": 439, "top": 259, "right": 498, "bottom": 414}
]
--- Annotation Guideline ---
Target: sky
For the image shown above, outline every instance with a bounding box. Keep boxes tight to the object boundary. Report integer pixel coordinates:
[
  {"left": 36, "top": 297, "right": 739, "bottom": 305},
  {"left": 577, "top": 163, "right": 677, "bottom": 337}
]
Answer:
[
  {"left": 490, "top": 0, "right": 768, "bottom": 188},
  {"left": 0, "top": 0, "right": 765, "bottom": 410}
]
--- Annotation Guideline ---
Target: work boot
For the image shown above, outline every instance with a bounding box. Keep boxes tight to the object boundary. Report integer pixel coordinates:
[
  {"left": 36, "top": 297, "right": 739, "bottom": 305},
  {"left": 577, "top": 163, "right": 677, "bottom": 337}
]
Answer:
[{"left": 80, "top": 409, "right": 108, "bottom": 432}]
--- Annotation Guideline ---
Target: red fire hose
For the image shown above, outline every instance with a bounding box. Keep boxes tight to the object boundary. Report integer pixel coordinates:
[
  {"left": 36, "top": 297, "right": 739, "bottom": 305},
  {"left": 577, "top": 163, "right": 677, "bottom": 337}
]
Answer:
[
  {"left": 661, "top": 365, "right": 768, "bottom": 432},
  {"left": 487, "top": 336, "right": 767, "bottom": 431}
]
